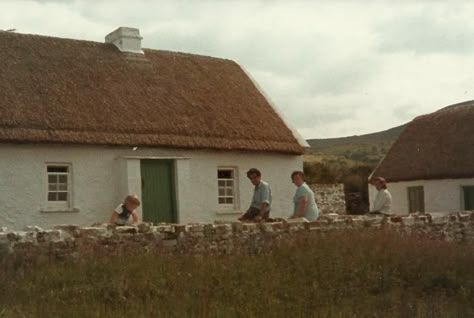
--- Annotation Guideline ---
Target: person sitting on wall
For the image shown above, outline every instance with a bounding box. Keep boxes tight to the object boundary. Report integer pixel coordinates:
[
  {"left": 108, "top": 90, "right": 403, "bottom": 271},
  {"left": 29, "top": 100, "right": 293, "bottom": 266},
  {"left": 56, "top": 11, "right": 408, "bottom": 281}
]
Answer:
[
  {"left": 289, "top": 171, "right": 319, "bottom": 221},
  {"left": 238, "top": 168, "right": 272, "bottom": 222},
  {"left": 109, "top": 194, "right": 140, "bottom": 225},
  {"left": 368, "top": 177, "right": 392, "bottom": 215}
]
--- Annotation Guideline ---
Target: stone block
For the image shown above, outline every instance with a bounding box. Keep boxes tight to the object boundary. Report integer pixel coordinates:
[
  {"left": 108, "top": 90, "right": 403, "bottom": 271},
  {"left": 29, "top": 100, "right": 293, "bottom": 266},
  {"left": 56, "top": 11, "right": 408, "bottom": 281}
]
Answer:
[
  {"left": 79, "top": 227, "right": 108, "bottom": 238},
  {"left": 23, "top": 225, "right": 44, "bottom": 232},
  {"left": 137, "top": 223, "right": 152, "bottom": 233},
  {"left": 53, "top": 224, "right": 80, "bottom": 237},
  {"left": 431, "top": 215, "right": 448, "bottom": 225},
  {"left": 390, "top": 216, "right": 403, "bottom": 223},
  {"left": 37, "top": 230, "right": 62, "bottom": 243},
  {"left": 174, "top": 224, "right": 186, "bottom": 234},
  {"left": 161, "top": 239, "right": 178, "bottom": 247},
  {"left": 402, "top": 216, "right": 415, "bottom": 226},
  {"left": 260, "top": 222, "right": 274, "bottom": 232},
  {"left": 231, "top": 222, "right": 243, "bottom": 233},
  {"left": 115, "top": 226, "right": 138, "bottom": 234},
  {"left": 242, "top": 223, "right": 258, "bottom": 232},
  {"left": 155, "top": 225, "right": 174, "bottom": 233},
  {"left": 458, "top": 213, "right": 471, "bottom": 222},
  {"left": 350, "top": 217, "right": 365, "bottom": 228},
  {"left": 215, "top": 224, "right": 232, "bottom": 234},
  {"left": 188, "top": 224, "right": 206, "bottom": 233}
]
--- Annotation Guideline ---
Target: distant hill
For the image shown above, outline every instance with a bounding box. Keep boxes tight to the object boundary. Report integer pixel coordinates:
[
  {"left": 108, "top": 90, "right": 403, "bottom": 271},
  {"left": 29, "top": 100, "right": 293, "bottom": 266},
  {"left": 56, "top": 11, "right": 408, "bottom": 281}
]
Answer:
[
  {"left": 304, "top": 124, "right": 407, "bottom": 165},
  {"left": 307, "top": 124, "right": 406, "bottom": 149},
  {"left": 304, "top": 124, "right": 407, "bottom": 213}
]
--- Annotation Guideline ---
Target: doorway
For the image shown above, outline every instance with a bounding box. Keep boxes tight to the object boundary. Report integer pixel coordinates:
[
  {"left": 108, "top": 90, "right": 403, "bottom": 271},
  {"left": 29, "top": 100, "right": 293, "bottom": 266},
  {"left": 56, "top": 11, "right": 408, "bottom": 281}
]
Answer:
[{"left": 140, "top": 159, "right": 177, "bottom": 223}]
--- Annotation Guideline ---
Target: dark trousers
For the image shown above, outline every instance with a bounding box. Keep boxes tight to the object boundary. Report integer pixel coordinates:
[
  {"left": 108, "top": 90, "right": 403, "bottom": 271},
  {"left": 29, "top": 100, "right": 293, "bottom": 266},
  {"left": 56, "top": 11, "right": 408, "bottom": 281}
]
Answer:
[{"left": 240, "top": 207, "right": 270, "bottom": 220}]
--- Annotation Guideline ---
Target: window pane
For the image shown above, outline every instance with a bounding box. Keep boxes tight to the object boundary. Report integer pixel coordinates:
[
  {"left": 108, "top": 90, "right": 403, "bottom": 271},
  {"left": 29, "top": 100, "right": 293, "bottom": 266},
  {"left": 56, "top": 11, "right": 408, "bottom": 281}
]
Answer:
[
  {"left": 218, "top": 188, "right": 225, "bottom": 196},
  {"left": 408, "top": 186, "right": 424, "bottom": 213},
  {"left": 48, "top": 175, "right": 57, "bottom": 183},
  {"left": 218, "top": 180, "right": 225, "bottom": 187},
  {"left": 48, "top": 192, "right": 57, "bottom": 201},
  {"left": 218, "top": 198, "right": 225, "bottom": 204},
  {"left": 58, "top": 183, "right": 68, "bottom": 191},
  {"left": 227, "top": 180, "right": 233, "bottom": 187},
  {"left": 463, "top": 186, "right": 474, "bottom": 210},
  {"left": 226, "top": 188, "right": 233, "bottom": 196},
  {"left": 218, "top": 170, "right": 233, "bottom": 179},
  {"left": 47, "top": 166, "right": 68, "bottom": 173},
  {"left": 57, "top": 192, "right": 68, "bottom": 201},
  {"left": 58, "top": 175, "right": 67, "bottom": 183},
  {"left": 48, "top": 183, "right": 57, "bottom": 191},
  {"left": 225, "top": 197, "right": 233, "bottom": 204}
]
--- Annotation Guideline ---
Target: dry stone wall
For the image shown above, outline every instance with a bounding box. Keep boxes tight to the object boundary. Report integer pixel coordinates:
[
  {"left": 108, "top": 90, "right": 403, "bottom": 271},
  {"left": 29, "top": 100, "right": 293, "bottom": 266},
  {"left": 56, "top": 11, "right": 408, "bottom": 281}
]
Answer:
[
  {"left": 309, "top": 183, "right": 346, "bottom": 214},
  {"left": 1, "top": 211, "right": 473, "bottom": 262}
]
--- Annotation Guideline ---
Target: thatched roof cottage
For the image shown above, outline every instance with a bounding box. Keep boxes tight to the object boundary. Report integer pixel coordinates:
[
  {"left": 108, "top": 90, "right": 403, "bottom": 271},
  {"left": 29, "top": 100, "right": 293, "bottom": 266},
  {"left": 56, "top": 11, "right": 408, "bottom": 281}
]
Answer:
[
  {"left": 0, "top": 27, "right": 307, "bottom": 229},
  {"left": 370, "top": 100, "right": 474, "bottom": 214}
]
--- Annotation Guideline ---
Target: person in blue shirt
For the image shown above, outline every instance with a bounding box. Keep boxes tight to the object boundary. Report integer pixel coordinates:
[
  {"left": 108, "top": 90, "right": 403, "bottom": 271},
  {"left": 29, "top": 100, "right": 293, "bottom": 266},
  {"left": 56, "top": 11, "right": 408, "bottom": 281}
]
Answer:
[
  {"left": 238, "top": 168, "right": 272, "bottom": 222},
  {"left": 289, "top": 171, "right": 319, "bottom": 221}
]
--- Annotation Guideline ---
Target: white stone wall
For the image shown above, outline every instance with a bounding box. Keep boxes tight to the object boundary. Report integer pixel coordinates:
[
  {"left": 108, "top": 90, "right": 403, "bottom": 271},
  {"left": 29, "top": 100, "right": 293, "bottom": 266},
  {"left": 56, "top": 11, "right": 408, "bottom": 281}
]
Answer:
[
  {"left": 0, "top": 144, "right": 302, "bottom": 229},
  {"left": 369, "top": 178, "right": 474, "bottom": 214},
  {"left": 308, "top": 184, "right": 346, "bottom": 214}
]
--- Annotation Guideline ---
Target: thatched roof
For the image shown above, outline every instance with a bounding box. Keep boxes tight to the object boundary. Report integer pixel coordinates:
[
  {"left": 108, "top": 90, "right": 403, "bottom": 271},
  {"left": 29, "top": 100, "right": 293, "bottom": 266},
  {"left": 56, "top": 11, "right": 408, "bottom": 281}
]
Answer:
[
  {"left": 0, "top": 31, "right": 304, "bottom": 154},
  {"left": 371, "top": 100, "right": 474, "bottom": 182}
]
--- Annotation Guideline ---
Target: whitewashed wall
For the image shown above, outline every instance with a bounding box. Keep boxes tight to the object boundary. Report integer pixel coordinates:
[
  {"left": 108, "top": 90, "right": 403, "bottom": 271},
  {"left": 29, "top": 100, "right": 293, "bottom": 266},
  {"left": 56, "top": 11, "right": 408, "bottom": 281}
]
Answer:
[
  {"left": 0, "top": 144, "right": 302, "bottom": 229},
  {"left": 369, "top": 178, "right": 474, "bottom": 214}
]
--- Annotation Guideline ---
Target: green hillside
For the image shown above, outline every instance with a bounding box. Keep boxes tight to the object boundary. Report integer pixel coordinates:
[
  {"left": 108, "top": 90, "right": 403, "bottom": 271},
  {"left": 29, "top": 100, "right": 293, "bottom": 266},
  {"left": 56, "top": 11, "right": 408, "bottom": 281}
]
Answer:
[
  {"left": 305, "top": 124, "right": 406, "bottom": 165},
  {"left": 304, "top": 124, "right": 406, "bottom": 214},
  {"left": 307, "top": 124, "right": 406, "bottom": 150}
]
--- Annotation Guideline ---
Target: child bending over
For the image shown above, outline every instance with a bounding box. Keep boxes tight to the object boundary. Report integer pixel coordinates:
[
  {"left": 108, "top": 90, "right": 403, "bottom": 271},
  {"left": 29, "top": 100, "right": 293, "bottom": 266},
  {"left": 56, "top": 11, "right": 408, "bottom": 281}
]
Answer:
[{"left": 109, "top": 194, "right": 140, "bottom": 225}]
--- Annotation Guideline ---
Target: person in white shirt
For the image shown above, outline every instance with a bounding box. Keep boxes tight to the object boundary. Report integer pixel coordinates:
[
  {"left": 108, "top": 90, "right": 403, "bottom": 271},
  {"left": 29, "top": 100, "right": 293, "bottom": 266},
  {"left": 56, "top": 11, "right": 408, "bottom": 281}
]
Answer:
[
  {"left": 369, "top": 177, "right": 392, "bottom": 215},
  {"left": 109, "top": 194, "right": 140, "bottom": 225}
]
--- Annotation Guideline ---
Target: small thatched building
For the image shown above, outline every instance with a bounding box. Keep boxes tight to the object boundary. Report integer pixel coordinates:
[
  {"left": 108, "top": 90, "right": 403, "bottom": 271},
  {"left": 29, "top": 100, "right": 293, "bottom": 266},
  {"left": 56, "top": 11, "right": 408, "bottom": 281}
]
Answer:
[
  {"left": 0, "top": 27, "right": 307, "bottom": 229},
  {"left": 370, "top": 100, "right": 474, "bottom": 214}
]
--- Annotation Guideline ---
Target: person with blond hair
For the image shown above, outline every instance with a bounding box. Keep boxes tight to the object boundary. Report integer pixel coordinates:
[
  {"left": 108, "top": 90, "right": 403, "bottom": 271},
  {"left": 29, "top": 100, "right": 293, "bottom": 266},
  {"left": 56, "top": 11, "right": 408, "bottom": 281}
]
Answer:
[
  {"left": 289, "top": 171, "right": 319, "bottom": 221},
  {"left": 109, "top": 194, "right": 140, "bottom": 225},
  {"left": 369, "top": 177, "right": 392, "bottom": 215}
]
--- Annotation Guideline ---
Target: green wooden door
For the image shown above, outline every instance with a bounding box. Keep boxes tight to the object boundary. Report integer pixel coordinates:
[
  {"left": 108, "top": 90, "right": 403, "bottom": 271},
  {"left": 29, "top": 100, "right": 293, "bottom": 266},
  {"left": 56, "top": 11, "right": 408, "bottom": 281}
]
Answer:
[
  {"left": 140, "top": 160, "right": 177, "bottom": 223},
  {"left": 463, "top": 186, "right": 474, "bottom": 210}
]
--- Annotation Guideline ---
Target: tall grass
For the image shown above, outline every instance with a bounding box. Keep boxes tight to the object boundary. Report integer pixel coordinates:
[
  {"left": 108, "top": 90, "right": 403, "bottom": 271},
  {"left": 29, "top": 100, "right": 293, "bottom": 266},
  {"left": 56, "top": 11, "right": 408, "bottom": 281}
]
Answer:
[{"left": 1, "top": 230, "right": 473, "bottom": 317}]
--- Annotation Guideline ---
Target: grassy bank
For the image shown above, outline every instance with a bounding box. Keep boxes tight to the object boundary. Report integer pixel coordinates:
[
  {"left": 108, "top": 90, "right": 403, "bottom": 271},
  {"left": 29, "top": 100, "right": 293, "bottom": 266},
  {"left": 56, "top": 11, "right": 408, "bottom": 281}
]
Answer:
[{"left": 1, "top": 230, "right": 473, "bottom": 317}]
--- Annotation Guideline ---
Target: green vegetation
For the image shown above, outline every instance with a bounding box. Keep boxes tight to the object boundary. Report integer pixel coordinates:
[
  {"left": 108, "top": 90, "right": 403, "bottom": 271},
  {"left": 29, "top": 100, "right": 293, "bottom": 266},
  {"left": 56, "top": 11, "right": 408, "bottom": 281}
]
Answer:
[
  {"left": 303, "top": 125, "right": 404, "bottom": 213},
  {"left": 1, "top": 231, "right": 473, "bottom": 317},
  {"left": 303, "top": 155, "right": 376, "bottom": 214}
]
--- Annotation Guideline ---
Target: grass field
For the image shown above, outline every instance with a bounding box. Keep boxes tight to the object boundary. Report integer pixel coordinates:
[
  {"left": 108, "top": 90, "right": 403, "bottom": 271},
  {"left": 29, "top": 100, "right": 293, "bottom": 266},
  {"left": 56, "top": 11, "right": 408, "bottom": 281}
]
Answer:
[{"left": 1, "top": 230, "right": 473, "bottom": 317}]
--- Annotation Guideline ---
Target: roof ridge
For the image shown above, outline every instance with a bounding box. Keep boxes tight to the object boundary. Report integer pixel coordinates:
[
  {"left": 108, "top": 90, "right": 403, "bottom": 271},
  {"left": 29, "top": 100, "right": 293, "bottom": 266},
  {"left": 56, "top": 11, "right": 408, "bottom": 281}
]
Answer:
[{"left": 1, "top": 30, "right": 235, "bottom": 63}]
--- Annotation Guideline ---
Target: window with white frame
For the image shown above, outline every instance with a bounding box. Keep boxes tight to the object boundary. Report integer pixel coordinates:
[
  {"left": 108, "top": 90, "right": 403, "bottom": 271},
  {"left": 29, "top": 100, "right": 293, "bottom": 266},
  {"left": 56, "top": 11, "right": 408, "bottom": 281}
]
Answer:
[
  {"left": 47, "top": 165, "right": 71, "bottom": 205},
  {"left": 217, "top": 168, "right": 237, "bottom": 207}
]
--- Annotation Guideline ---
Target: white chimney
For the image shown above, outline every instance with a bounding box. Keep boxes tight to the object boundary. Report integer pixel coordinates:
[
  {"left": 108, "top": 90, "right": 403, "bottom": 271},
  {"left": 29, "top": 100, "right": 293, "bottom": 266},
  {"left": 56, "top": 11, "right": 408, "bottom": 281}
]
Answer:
[{"left": 105, "top": 27, "right": 143, "bottom": 54}]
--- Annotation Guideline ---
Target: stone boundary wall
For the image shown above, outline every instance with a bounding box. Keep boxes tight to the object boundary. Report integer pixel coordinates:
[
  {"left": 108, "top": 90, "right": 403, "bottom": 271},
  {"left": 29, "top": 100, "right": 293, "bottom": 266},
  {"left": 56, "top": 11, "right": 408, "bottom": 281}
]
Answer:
[
  {"left": 1, "top": 211, "right": 473, "bottom": 262},
  {"left": 309, "top": 183, "right": 346, "bottom": 214}
]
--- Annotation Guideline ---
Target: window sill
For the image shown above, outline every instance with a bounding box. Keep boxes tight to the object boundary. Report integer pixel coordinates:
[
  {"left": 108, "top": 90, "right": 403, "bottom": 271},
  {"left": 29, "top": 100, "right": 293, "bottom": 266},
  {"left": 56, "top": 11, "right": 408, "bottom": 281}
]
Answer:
[
  {"left": 40, "top": 208, "right": 80, "bottom": 214},
  {"left": 216, "top": 210, "right": 242, "bottom": 215}
]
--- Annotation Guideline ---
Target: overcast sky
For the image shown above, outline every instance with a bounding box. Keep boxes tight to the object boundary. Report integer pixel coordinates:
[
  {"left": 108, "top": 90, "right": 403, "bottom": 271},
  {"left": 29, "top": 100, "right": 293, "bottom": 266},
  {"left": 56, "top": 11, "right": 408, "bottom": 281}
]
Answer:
[{"left": 2, "top": 1, "right": 474, "bottom": 139}]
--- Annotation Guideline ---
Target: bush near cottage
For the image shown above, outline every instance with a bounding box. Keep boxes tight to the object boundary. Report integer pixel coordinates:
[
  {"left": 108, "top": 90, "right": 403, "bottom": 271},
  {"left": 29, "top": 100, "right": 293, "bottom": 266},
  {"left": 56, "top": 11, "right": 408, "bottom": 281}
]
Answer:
[{"left": 0, "top": 230, "right": 473, "bottom": 317}]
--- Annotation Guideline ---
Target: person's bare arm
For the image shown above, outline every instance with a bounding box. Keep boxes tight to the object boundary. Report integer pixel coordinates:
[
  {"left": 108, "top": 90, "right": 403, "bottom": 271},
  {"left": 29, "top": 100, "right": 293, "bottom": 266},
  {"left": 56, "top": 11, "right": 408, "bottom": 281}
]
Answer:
[
  {"left": 259, "top": 202, "right": 269, "bottom": 214},
  {"left": 131, "top": 212, "right": 139, "bottom": 224},
  {"left": 109, "top": 211, "right": 119, "bottom": 224},
  {"left": 290, "top": 195, "right": 308, "bottom": 219},
  {"left": 296, "top": 196, "right": 308, "bottom": 217}
]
